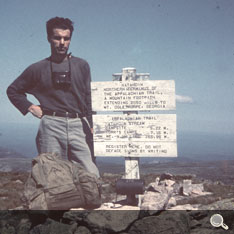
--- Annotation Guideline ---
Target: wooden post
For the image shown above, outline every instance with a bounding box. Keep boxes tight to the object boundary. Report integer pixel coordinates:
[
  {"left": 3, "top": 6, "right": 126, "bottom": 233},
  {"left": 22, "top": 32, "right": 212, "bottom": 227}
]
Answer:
[
  {"left": 112, "top": 68, "right": 150, "bottom": 178},
  {"left": 113, "top": 67, "right": 143, "bottom": 203}
]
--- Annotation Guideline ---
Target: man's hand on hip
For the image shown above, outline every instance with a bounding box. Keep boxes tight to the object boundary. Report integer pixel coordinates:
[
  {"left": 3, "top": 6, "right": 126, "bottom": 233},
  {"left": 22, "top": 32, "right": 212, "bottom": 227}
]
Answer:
[{"left": 28, "top": 105, "right": 43, "bottom": 118}]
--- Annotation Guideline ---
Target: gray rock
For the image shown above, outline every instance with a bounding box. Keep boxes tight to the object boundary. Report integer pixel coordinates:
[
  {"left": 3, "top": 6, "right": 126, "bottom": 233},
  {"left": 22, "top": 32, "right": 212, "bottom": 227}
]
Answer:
[
  {"left": 172, "top": 181, "right": 183, "bottom": 195},
  {"left": 191, "top": 183, "right": 203, "bottom": 193},
  {"left": 63, "top": 210, "right": 90, "bottom": 222},
  {"left": 140, "top": 184, "right": 173, "bottom": 213},
  {"left": 0, "top": 224, "right": 16, "bottom": 234},
  {"left": 29, "top": 218, "right": 73, "bottom": 234},
  {"left": 199, "top": 198, "right": 234, "bottom": 210},
  {"left": 160, "top": 179, "right": 175, "bottom": 187},
  {"left": 128, "top": 211, "right": 190, "bottom": 234},
  {"left": 181, "top": 181, "right": 208, "bottom": 197},
  {"left": 189, "top": 219, "right": 201, "bottom": 229},
  {"left": 159, "top": 173, "right": 173, "bottom": 181},
  {"left": 166, "top": 197, "right": 177, "bottom": 209},
  {"left": 64, "top": 210, "right": 140, "bottom": 233},
  {"left": 146, "top": 181, "right": 174, "bottom": 194},
  {"left": 183, "top": 179, "right": 192, "bottom": 196},
  {"left": 17, "top": 218, "right": 31, "bottom": 234},
  {"left": 75, "top": 226, "right": 92, "bottom": 234},
  {"left": 14, "top": 180, "right": 23, "bottom": 184},
  {"left": 168, "top": 204, "right": 198, "bottom": 210},
  {"left": 84, "top": 210, "right": 140, "bottom": 233},
  {"left": 188, "top": 210, "right": 234, "bottom": 233}
]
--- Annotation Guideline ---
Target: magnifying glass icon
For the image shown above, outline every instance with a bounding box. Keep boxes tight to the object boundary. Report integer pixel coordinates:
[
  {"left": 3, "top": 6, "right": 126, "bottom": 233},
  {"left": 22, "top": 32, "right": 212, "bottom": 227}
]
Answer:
[{"left": 210, "top": 214, "right": 229, "bottom": 230}]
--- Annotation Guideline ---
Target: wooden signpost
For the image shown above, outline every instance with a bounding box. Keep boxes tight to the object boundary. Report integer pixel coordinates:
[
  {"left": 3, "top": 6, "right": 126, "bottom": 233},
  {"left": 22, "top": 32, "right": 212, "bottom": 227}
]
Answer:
[
  {"left": 93, "top": 114, "right": 177, "bottom": 157},
  {"left": 91, "top": 67, "right": 177, "bottom": 201},
  {"left": 92, "top": 80, "right": 175, "bottom": 112}
]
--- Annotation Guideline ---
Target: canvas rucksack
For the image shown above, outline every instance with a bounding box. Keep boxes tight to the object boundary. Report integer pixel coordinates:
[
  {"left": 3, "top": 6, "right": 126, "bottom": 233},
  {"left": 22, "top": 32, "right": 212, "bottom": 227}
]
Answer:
[{"left": 22, "top": 153, "right": 102, "bottom": 210}]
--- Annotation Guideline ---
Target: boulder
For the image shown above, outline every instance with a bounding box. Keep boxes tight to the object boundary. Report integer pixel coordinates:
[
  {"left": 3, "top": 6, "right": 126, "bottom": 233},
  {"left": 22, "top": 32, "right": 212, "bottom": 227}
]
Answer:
[
  {"left": 128, "top": 211, "right": 190, "bottom": 234},
  {"left": 168, "top": 204, "right": 198, "bottom": 210},
  {"left": 64, "top": 210, "right": 139, "bottom": 234},
  {"left": 75, "top": 226, "right": 92, "bottom": 234},
  {"left": 199, "top": 198, "right": 234, "bottom": 210},
  {"left": 166, "top": 197, "right": 177, "bottom": 209},
  {"left": 84, "top": 210, "right": 139, "bottom": 233},
  {"left": 29, "top": 218, "right": 73, "bottom": 234},
  {"left": 0, "top": 224, "right": 16, "bottom": 234},
  {"left": 140, "top": 190, "right": 172, "bottom": 212},
  {"left": 17, "top": 218, "right": 31, "bottom": 234},
  {"left": 141, "top": 177, "right": 174, "bottom": 212},
  {"left": 159, "top": 172, "right": 173, "bottom": 181}
]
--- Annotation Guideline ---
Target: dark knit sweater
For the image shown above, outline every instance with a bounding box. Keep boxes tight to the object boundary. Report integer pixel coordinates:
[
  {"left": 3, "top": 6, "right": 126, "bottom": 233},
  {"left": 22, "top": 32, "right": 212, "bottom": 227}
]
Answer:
[{"left": 7, "top": 56, "right": 93, "bottom": 127}]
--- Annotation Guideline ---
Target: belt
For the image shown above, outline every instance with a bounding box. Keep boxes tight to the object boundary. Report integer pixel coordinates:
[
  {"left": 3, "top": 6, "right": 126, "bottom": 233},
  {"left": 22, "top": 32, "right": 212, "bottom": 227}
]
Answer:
[{"left": 43, "top": 110, "right": 84, "bottom": 118}]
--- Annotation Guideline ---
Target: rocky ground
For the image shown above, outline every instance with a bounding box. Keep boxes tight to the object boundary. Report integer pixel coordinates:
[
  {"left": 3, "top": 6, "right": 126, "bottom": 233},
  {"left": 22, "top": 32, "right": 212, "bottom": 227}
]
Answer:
[{"left": 1, "top": 163, "right": 234, "bottom": 233}]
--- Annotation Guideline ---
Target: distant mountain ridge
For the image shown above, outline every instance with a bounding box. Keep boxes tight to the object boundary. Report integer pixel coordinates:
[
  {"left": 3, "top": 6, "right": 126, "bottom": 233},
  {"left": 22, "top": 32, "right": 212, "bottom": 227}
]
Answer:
[
  {"left": 0, "top": 146, "right": 26, "bottom": 158},
  {"left": 0, "top": 147, "right": 31, "bottom": 172},
  {"left": 1, "top": 122, "right": 234, "bottom": 161}
]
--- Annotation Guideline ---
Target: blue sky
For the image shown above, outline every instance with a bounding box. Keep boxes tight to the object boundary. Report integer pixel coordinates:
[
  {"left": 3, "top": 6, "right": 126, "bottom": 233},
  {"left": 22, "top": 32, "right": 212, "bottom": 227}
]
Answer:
[{"left": 1, "top": 0, "right": 234, "bottom": 136}]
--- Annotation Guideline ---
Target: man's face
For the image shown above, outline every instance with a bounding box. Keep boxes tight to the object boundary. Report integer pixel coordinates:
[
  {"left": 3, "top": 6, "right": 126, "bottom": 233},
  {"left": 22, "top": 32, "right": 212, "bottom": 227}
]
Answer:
[{"left": 48, "top": 28, "right": 71, "bottom": 56}]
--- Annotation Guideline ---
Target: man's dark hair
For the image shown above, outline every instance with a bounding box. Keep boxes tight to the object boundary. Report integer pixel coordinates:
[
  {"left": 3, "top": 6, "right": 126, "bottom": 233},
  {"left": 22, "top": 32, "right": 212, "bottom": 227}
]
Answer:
[{"left": 46, "top": 17, "right": 74, "bottom": 37}]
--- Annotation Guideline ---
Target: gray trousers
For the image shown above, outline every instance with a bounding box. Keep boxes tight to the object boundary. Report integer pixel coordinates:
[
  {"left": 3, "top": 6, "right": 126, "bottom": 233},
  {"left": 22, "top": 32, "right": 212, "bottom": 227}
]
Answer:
[{"left": 36, "top": 115, "right": 99, "bottom": 177}]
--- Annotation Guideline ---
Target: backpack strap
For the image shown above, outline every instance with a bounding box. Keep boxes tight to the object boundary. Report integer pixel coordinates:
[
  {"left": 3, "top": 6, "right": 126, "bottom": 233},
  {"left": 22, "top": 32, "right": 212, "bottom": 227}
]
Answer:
[
  {"left": 72, "top": 164, "right": 86, "bottom": 207},
  {"left": 31, "top": 155, "right": 48, "bottom": 190}
]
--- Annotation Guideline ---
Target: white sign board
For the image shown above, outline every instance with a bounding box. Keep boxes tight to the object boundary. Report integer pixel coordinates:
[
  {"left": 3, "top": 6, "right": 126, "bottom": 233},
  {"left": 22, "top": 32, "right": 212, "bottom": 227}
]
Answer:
[
  {"left": 91, "top": 80, "right": 175, "bottom": 111},
  {"left": 93, "top": 114, "right": 177, "bottom": 157},
  {"left": 94, "top": 142, "right": 177, "bottom": 157}
]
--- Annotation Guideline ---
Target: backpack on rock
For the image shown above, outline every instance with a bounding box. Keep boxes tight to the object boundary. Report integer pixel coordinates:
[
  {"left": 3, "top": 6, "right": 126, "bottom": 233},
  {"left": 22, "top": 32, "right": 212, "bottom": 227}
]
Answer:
[{"left": 22, "top": 153, "right": 102, "bottom": 210}]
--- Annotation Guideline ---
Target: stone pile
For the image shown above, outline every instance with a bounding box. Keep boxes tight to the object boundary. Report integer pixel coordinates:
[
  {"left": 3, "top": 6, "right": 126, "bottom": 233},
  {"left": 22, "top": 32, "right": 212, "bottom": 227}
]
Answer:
[
  {"left": 96, "top": 173, "right": 213, "bottom": 212},
  {"left": 139, "top": 173, "right": 213, "bottom": 212}
]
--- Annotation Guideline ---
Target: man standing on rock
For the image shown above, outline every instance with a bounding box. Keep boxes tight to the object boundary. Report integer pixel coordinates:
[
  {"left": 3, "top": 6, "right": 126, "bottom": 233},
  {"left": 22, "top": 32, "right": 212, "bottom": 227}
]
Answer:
[{"left": 7, "top": 17, "right": 99, "bottom": 177}]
